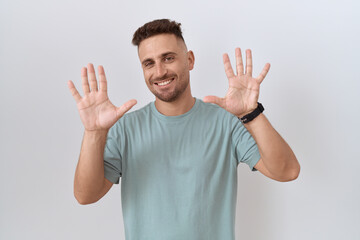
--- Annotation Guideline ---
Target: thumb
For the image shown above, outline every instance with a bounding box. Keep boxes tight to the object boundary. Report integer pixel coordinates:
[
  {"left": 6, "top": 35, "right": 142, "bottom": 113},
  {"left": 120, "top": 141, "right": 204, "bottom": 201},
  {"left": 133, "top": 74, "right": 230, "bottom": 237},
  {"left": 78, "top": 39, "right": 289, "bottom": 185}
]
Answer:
[
  {"left": 203, "top": 96, "right": 226, "bottom": 109},
  {"left": 116, "top": 99, "right": 137, "bottom": 118}
]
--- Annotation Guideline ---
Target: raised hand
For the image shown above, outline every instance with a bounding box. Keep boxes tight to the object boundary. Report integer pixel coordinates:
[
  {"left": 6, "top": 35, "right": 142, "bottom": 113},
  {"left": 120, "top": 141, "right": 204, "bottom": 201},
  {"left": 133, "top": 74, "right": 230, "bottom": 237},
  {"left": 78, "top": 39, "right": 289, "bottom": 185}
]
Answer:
[
  {"left": 68, "top": 63, "right": 137, "bottom": 131},
  {"left": 203, "top": 48, "right": 270, "bottom": 118}
]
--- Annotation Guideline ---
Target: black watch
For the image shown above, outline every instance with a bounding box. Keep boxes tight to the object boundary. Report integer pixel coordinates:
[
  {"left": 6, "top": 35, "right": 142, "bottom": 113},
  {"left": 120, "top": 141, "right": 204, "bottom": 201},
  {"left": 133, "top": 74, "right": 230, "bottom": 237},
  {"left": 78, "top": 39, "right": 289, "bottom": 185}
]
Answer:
[{"left": 239, "top": 102, "right": 264, "bottom": 124}]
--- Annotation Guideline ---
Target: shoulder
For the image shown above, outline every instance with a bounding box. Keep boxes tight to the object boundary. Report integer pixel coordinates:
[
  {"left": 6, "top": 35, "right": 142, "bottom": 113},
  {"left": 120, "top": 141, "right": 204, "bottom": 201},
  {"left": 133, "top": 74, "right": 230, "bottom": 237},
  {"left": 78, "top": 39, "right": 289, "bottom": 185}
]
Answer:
[
  {"left": 110, "top": 103, "right": 152, "bottom": 132},
  {"left": 122, "top": 102, "right": 152, "bottom": 121},
  {"left": 117, "top": 102, "right": 153, "bottom": 124},
  {"left": 196, "top": 99, "right": 238, "bottom": 123},
  {"left": 196, "top": 99, "right": 223, "bottom": 115}
]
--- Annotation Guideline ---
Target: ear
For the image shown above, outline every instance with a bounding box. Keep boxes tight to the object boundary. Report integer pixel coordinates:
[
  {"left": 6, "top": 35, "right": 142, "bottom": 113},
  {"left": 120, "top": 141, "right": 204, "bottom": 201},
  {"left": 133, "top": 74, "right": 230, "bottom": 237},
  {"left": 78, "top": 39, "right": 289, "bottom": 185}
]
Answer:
[{"left": 187, "top": 50, "right": 195, "bottom": 70}]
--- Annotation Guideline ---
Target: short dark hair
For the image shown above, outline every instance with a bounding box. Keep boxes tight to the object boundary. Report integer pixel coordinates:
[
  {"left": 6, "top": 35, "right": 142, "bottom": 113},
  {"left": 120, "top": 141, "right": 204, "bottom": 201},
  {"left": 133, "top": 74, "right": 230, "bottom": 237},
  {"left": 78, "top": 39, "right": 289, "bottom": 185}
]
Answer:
[{"left": 132, "top": 19, "right": 185, "bottom": 46}]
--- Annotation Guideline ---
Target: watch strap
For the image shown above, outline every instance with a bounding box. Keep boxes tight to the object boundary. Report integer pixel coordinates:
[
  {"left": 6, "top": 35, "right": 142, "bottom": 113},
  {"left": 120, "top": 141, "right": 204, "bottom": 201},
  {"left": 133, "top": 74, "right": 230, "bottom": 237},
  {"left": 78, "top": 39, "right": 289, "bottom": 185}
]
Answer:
[{"left": 239, "top": 102, "right": 264, "bottom": 124}]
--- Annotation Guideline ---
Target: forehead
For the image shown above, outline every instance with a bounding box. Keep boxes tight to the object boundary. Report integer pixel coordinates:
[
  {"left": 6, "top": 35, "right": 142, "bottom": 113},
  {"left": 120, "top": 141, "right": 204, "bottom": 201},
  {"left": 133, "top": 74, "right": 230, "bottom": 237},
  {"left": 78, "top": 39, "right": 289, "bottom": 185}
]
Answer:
[{"left": 138, "top": 34, "right": 186, "bottom": 61}]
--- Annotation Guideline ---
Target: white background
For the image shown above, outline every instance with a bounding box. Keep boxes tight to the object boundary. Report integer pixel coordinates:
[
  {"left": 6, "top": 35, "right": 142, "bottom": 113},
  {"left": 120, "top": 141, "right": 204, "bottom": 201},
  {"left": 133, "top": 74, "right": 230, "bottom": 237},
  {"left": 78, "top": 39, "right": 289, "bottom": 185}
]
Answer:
[{"left": 1, "top": 0, "right": 359, "bottom": 239}]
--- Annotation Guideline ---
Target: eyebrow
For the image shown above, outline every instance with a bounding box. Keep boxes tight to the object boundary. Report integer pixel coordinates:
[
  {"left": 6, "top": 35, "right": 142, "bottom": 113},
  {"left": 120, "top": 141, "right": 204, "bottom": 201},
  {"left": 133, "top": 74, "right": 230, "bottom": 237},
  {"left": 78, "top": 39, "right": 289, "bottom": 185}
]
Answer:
[{"left": 141, "top": 52, "right": 178, "bottom": 65}]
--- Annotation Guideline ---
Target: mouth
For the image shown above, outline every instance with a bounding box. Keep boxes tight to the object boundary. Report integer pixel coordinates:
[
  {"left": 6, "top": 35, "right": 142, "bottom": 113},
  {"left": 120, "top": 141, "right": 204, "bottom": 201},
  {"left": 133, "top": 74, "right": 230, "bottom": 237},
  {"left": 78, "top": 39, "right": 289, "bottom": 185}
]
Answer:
[{"left": 154, "top": 77, "right": 175, "bottom": 87}]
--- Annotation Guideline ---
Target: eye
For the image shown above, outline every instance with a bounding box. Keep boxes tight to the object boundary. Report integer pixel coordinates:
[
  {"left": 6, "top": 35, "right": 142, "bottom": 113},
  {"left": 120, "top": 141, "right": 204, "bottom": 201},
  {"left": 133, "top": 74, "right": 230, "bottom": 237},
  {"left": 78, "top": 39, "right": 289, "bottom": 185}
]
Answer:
[
  {"left": 164, "top": 56, "right": 174, "bottom": 62},
  {"left": 144, "top": 61, "right": 154, "bottom": 68}
]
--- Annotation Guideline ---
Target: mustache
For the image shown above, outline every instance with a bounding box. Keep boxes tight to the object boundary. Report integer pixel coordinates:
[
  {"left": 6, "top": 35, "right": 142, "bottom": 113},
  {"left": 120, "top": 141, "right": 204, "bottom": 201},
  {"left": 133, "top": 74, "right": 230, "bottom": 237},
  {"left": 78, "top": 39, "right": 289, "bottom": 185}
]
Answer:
[{"left": 150, "top": 74, "right": 177, "bottom": 84}]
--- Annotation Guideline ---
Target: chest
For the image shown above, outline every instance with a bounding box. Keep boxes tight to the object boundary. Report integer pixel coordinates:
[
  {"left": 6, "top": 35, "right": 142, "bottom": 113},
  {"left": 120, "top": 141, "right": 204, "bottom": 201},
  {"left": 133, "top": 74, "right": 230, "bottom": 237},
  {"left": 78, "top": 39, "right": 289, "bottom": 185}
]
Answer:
[{"left": 123, "top": 120, "right": 234, "bottom": 177}]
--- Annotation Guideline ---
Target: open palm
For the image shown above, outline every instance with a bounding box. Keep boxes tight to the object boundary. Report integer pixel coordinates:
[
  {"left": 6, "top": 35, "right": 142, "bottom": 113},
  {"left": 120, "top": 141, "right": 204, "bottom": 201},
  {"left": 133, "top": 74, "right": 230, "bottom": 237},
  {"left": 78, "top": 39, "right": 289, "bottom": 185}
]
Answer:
[
  {"left": 68, "top": 63, "right": 137, "bottom": 131},
  {"left": 204, "top": 48, "right": 270, "bottom": 118}
]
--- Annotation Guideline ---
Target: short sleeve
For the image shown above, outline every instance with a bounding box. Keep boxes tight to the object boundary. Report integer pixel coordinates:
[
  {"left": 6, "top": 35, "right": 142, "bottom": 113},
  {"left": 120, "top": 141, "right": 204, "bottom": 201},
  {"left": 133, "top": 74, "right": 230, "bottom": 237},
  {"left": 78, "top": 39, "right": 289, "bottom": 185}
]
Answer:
[
  {"left": 103, "top": 120, "right": 125, "bottom": 184},
  {"left": 231, "top": 117, "right": 261, "bottom": 171}
]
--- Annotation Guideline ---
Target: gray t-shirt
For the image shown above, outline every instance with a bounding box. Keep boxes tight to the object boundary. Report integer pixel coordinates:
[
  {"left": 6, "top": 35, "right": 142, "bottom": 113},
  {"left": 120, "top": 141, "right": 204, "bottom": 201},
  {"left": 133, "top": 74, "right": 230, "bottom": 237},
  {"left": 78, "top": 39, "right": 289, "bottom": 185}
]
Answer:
[{"left": 104, "top": 98, "right": 260, "bottom": 240}]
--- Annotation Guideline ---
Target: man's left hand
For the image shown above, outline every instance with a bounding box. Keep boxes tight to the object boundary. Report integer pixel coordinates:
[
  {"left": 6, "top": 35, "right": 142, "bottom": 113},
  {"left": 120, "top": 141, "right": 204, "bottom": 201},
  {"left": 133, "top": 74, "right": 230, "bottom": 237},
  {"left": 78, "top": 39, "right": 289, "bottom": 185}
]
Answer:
[{"left": 203, "top": 48, "right": 270, "bottom": 118}]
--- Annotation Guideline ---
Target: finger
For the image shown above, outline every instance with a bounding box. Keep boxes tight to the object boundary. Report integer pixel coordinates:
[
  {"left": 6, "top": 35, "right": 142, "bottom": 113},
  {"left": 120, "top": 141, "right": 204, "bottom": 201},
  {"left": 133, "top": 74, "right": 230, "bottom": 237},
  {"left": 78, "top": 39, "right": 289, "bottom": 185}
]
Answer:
[
  {"left": 87, "top": 63, "right": 98, "bottom": 91},
  {"left": 98, "top": 65, "right": 107, "bottom": 92},
  {"left": 245, "top": 49, "right": 253, "bottom": 76},
  {"left": 223, "top": 53, "right": 235, "bottom": 79},
  {"left": 203, "top": 96, "right": 226, "bottom": 109},
  {"left": 257, "top": 63, "right": 271, "bottom": 84},
  {"left": 116, "top": 99, "right": 137, "bottom": 118},
  {"left": 235, "top": 48, "right": 244, "bottom": 76},
  {"left": 81, "top": 67, "right": 90, "bottom": 94},
  {"left": 67, "top": 80, "right": 82, "bottom": 103}
]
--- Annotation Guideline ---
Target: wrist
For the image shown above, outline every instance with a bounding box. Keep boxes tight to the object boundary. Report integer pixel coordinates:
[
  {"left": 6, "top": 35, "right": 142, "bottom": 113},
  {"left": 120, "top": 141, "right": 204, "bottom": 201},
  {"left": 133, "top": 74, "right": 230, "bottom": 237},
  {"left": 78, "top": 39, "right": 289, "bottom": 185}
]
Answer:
[
  {"left": 238, "top": 108, "right": 256, "bottom": 119},
  {"left": 84, "top": 129, "right": 109, "bottom": 137},
  {"left": 238, "top": 102, "right": 264, "bottom": 124}
]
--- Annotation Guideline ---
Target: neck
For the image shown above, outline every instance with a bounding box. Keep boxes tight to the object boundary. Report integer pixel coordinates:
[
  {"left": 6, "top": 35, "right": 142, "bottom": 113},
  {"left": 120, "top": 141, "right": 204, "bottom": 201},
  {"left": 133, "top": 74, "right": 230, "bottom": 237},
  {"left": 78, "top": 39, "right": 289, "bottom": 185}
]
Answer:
[{"left": 154, "top": 85, "right": 195, "bottom": 116}]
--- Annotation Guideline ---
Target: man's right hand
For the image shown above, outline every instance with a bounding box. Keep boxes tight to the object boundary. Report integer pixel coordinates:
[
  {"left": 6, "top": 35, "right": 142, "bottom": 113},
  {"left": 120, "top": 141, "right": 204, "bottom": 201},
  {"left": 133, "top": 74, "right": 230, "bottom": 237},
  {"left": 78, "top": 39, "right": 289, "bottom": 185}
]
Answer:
[{"left": 68, "top": 63, "right": 137, "bottom": 131}]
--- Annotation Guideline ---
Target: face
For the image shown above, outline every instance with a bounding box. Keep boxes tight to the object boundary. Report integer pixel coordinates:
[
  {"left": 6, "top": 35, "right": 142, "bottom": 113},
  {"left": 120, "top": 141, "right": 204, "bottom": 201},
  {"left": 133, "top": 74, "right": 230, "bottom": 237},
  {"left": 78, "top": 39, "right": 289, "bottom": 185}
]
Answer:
[{"left": 138, "top": 34, "right": 194, "bottom": 102}]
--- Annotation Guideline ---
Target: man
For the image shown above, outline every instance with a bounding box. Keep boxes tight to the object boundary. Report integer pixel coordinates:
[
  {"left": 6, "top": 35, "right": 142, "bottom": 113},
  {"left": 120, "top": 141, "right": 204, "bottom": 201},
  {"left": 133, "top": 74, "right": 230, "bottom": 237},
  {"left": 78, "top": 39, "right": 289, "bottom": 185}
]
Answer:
[{"left": 68, "top": 19, "right": 300, "bottom": 240}]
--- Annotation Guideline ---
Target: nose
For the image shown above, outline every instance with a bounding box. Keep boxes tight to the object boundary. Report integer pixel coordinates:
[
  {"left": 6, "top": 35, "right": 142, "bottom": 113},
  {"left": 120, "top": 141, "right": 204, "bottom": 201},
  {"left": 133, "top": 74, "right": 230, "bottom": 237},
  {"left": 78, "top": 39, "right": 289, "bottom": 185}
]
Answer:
[{"left": 154, "top": 62, "right": 167, "bottom": 79}]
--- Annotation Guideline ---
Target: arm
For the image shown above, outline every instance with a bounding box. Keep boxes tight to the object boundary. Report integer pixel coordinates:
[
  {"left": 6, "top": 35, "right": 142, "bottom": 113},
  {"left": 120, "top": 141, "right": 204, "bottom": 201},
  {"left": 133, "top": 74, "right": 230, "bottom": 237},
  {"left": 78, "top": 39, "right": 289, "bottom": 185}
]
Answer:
[
  {"left": 68, "top": 63, "right": 137, "bottom": 204},
  {"left": 244, "top": 114, "right": 300, "bottom": 182},
  {"left": 74, "top": 130, "right": 113, "bottom": 204},
  {"left": 204, "top": 48, "right": 300, "bottom": 182}
]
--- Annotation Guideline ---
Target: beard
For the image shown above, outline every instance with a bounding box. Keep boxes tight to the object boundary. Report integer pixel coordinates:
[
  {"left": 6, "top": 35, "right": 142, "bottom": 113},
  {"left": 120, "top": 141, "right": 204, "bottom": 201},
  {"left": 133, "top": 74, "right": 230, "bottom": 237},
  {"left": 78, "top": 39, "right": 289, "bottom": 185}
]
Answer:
[
  {"left": 149, "top": 74, "right": 190, "bottom": 102},
  {"left": 152, "top": 84, "right": 187, "bottom": 102}
]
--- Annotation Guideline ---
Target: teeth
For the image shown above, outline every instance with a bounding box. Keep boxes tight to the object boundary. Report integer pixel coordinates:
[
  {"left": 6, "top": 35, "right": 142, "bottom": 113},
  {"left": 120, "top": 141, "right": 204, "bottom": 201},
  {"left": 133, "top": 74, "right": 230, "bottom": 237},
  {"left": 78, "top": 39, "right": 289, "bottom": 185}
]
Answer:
[{"left": 157, "top": 79, "right": 172, "bottom": 86}]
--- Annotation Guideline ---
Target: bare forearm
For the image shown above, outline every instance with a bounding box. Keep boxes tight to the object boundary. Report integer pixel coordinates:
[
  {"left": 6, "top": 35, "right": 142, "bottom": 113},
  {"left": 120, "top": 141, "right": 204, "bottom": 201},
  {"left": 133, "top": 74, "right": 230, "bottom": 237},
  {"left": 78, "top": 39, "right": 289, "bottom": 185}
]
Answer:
[
  {"left": 244, "top": 113, "right": 300, "bottom": 179},
  {"left": 74, "top": 130, "right": 108, "bottom": 203}
]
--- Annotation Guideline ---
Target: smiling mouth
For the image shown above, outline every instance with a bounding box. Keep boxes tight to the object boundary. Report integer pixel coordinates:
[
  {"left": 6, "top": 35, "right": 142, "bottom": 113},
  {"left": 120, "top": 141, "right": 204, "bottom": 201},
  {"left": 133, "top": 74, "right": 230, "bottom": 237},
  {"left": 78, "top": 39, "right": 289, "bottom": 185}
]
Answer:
[{"left": 154, "top": 78, "right": 175, "bottom": 86}]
